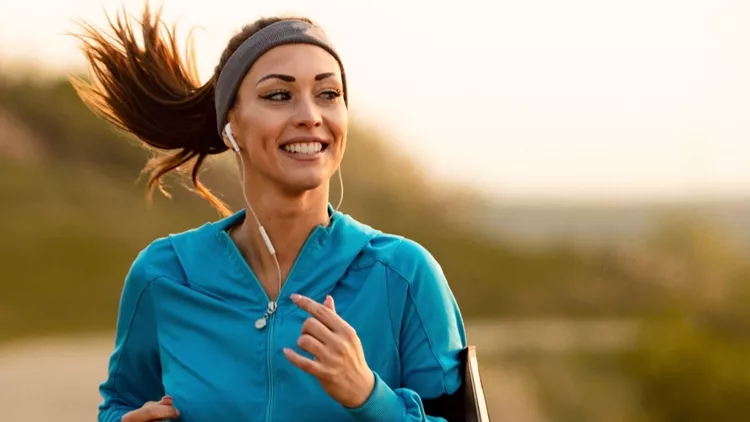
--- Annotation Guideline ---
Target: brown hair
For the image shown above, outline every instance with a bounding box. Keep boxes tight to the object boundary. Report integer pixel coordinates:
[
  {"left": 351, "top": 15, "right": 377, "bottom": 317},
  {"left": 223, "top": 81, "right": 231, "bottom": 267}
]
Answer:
[{"left": 71, "top": 4, "right": 313, "bottom": 216}]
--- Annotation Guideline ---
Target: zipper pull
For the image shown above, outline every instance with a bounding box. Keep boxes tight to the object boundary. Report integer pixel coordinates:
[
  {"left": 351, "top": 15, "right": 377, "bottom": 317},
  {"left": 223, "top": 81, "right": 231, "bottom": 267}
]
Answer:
[{"left": 255, "top": 301, "right": 278, "bottom": 330}]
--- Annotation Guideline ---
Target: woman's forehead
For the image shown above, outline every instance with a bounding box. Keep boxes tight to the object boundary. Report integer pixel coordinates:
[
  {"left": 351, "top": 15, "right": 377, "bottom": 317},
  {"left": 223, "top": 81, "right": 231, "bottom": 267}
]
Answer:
[{"left": 248, "top": 44, "right": 342, "bottom": 81}]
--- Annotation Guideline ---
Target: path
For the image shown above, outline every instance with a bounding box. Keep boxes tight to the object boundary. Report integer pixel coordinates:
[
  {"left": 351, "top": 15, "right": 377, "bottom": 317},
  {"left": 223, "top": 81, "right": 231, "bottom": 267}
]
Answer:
[{"left": 0, "top": 320, "right": 636, "bottom": 421}]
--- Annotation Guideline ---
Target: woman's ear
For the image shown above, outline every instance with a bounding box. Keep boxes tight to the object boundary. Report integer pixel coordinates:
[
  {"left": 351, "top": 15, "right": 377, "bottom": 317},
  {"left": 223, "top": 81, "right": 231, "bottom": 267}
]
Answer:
[{"left": 224, "top": 123, "right": 241, "bottom": 152}]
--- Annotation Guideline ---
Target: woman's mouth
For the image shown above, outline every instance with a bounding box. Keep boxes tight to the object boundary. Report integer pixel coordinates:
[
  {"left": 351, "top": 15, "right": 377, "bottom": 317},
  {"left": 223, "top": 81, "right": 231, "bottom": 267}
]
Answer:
[{"left": 280, "top": 141, "right": 328, "bottom": 155}]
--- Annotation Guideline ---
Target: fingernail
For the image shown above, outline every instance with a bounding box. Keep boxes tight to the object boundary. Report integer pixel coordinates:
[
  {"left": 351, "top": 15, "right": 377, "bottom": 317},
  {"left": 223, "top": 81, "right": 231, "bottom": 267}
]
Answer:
[{"left": 291, "top": 293, "right": 301, "bottom": 302}]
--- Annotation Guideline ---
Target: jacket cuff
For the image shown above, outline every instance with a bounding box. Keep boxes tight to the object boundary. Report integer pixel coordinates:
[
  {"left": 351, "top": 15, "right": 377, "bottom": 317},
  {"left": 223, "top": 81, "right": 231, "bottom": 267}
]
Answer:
[{"left": 345, "top": 371, "right": 405, "bottom": 421}]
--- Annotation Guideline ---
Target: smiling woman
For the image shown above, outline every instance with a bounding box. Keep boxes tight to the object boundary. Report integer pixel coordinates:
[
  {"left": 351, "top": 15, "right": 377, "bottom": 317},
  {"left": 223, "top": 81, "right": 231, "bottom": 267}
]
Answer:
[{"left": 71, "top": 3, "right": 468, "bottom": 422}]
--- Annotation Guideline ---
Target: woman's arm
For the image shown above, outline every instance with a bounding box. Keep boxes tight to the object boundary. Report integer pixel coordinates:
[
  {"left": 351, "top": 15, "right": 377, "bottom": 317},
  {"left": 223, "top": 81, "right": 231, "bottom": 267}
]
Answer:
[
  {"left": 344, "top": 239, "right": 468, "bottom": 422},
  {"left": 98, "top": 250, "right": 166, "bottom": 422}
]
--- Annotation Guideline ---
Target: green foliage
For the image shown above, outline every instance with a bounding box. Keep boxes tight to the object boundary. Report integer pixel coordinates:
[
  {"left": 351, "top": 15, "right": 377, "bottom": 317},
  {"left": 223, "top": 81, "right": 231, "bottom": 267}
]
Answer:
[
  {"left": 0, "top": 75, "right": 670, "bottom": 343},
  {"left": 623, "top": 310, "right": 750, "bottom": 422},
  {"left": 0, "top": 158, "right": 215, "bottom": 341},
  {"left": 3, "top": 72, "right": 750, "bottom": 421},
  {"left": 0, "top": 75, "right": 146, "bottom": 174},
  {"left": 620, "top": 218, "right": 750, "bottom": 422}
]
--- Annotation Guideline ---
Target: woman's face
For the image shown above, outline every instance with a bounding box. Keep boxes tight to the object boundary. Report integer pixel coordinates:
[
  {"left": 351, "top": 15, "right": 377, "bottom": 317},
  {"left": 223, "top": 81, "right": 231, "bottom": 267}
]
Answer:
[{"left": 226, "top": 43, "right": 347, "bottom": 195}]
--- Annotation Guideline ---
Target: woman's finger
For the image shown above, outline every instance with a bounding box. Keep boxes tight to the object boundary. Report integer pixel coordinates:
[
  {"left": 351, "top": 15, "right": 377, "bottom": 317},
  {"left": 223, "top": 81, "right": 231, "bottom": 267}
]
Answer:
[
  {"left": 291, "top": 294, "right": 347, "bottom": 333},
  {"left": 123, "top": 401, "right": 180, "bottom": 422},
  {"left": 297, "top": 333, "right": 327, "bottom": 360},
  {"left": 143, "top": 403, "right": 180, "bottom": 421},
  {"left": 324, "top": 295, "right": 335, "bottom": 312},
  {"left": 301, "top": 316, "right": 336, "bottom": 345},
  {"left": 284, "top": 347, "right": 325, "bottom": 377}
]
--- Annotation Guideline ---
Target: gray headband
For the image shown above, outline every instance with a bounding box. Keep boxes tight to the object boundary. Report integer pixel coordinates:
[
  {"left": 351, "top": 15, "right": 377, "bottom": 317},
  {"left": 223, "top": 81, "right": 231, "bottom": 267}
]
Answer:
[{"left": 214, "top": 20, "right": 348, "bottom": 136}]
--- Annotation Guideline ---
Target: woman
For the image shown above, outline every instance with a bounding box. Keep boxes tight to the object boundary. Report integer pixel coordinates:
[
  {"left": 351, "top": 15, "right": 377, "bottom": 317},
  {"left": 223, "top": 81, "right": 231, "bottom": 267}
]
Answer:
[{"left": 74, "top": 5, "right": 467, "bottom": 422}]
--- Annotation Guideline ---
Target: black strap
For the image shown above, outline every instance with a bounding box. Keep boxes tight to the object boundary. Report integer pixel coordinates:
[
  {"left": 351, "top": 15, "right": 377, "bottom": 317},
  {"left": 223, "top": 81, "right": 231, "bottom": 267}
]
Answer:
[
  {"left": 422, "top": 347, "right": 468, "bottom": 422},
  {"left": 423, "top": 388, "right": 466, "bottom": 422}
]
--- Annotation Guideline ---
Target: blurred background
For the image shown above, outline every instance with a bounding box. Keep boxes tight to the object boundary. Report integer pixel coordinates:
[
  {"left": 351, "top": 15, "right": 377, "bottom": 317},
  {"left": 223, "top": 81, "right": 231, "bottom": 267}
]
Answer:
[{"left": 2, "top": 0, "right": 750, "bottom": 420}]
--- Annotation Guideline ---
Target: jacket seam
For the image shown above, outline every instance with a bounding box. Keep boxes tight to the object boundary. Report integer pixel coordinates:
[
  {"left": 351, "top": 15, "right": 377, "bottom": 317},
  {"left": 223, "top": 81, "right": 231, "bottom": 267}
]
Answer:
[
  {"left": 383, "top": 268, "right": 400, "bottom": 366},
  {"left": 111, "top": 277, "right": 158, "bottom": 394},
  {"left": 404, "top": 278, "right": 450, "bottom": 392},
  {"left": 372, "top": 239, "right": 450, "bottom": 393}
]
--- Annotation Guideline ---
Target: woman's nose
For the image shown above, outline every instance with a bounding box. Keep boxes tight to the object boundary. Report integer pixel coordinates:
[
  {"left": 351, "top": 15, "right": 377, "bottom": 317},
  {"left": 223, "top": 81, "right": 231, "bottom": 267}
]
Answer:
[{"left": 293, "top": 97, "right": 323, "bottom": 128}]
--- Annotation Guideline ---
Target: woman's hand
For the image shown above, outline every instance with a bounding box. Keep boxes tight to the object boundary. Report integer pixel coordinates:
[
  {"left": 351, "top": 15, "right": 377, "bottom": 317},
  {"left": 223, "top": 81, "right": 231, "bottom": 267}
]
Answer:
[
  {"left": 284, "top": 294, "right": 375, "bottom": 409},
  {"left": 122, "top": 395, "right": 180, "bottom": 422}
]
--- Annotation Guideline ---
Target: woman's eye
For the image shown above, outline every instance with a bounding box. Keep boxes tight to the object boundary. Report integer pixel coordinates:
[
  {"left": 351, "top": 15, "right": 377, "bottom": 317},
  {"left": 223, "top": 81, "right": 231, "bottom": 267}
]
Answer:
[
  {"left": 260, "top": 89, "right": 341, "bottom": 102},
  {"left": 320, "top": 89, "right": 342, "bottom": 101},
  {"left": 261, "top": 91, "right": 291, "bottom": 102}
]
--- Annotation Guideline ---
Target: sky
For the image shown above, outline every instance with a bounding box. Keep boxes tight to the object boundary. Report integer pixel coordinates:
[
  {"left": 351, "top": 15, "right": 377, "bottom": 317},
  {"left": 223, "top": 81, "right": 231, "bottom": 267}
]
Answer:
[{"left": 1, "top": 0, "right": 749, "bottom": 203}]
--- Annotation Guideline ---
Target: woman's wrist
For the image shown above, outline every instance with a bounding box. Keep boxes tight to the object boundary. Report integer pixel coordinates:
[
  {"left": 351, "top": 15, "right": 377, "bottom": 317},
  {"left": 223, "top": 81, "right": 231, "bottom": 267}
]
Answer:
[
  {"left": 343, "top": 371, "right": 407, "bottom": 422},
  {"left": 343, "top": 369, "right": 376, "bottom": 409}
]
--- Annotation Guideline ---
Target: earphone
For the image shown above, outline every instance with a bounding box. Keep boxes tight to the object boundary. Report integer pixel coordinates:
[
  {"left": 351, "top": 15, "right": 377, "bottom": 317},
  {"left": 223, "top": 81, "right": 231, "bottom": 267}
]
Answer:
[
  {"left": 223, "top": 122, "right": 345, "bottom": 329},
  {"left": 224, "top": 122, "right": 281, "bottom": 329},
  {"left": 225, "top": 122, "right": 241, "bottom": 153}
]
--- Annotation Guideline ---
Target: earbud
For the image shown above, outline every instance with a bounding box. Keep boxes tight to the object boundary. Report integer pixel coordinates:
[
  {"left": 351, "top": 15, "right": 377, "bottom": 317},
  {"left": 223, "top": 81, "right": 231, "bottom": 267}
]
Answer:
[
  {"left": 222, "top": 118, "right": 344, "bottom": 331},
  {"left": 224, "top": 122, "right": 240, "bottom": 152},
  {"left": 223, "top": 120, "right": 280, "bottom": 330}
]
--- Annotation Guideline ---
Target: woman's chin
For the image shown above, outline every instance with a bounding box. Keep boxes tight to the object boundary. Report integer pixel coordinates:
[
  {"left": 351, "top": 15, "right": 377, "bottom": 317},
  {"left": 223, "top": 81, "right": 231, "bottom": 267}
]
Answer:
[{"left": 278, "top": 172, "right": 329, "bottom": 194}]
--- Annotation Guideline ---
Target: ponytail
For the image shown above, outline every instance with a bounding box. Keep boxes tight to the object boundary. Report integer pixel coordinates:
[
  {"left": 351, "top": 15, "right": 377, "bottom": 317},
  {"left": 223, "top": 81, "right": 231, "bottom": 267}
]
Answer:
[{"left": 71, "top": 5, "right": 231, "bottom": 216}]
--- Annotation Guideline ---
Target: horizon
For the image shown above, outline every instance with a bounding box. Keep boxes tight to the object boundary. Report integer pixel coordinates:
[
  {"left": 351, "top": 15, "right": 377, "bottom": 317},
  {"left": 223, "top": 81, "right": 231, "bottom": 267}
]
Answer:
[{"left": 1, "top": 0, "right": 749, "bottom": 203}]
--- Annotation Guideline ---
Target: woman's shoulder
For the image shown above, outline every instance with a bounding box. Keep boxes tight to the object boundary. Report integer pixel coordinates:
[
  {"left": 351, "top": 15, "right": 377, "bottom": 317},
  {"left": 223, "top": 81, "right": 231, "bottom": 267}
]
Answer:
[
  {"left": 357, "top": 230, "right": 460, "bottom": 321},
  {"left": 126, "top": 235, "right": 183, "bottom": 284},
  {"left": 126, "top": 221, "right": 217, "bottom": 284},
  {"left": 357, "top": 230, "right": 446, "bottom": 286}
]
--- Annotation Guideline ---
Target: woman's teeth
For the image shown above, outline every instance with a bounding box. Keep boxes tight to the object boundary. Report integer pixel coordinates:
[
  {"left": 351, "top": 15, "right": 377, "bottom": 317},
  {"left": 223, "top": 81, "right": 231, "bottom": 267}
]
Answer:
[{"left": 282, "top": 142, "right": 323, "bottom": 154}]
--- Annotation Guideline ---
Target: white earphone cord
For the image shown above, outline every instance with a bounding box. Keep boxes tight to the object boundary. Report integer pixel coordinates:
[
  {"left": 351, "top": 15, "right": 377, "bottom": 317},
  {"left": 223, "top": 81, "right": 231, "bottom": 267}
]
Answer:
[{"left": 227, "top": 124, "right": 343, "bottom": 329}]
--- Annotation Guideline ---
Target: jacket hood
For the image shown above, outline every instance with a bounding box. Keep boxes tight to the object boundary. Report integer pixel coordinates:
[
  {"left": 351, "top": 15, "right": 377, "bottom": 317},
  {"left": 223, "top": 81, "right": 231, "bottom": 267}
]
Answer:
[{"left": 167, "top": 206, "right": 380, "bottom": 311}]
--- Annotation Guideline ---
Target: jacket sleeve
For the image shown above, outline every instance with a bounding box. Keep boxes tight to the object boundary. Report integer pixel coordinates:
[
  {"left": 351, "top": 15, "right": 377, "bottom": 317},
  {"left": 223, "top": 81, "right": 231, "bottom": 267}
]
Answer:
[
  {"left": 98, "top": 251, "right": 165, "bottom": 422},
  {"left": 345, "top": 240, "right": 468, "bottom": 422}
]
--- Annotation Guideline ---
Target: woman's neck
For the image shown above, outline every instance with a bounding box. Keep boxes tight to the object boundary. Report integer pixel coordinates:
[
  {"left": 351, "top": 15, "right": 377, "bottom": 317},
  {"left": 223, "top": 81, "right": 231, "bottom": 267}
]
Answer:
[{"left": 231, "top": 187, "right": 330, "bottom": 301}]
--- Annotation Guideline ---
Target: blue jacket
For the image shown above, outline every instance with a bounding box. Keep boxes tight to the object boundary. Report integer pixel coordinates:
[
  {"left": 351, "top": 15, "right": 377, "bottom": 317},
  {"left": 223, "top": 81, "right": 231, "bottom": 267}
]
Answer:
[{"left": 98, "top": 208, "right": 467, "bottom": 421}]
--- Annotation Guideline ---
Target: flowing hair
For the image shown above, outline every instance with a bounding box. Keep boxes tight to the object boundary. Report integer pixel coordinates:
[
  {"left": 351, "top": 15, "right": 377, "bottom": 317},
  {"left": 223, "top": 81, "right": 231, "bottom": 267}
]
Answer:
[{"left": 71, "top": 3, "right": 313, "bottom": 216}]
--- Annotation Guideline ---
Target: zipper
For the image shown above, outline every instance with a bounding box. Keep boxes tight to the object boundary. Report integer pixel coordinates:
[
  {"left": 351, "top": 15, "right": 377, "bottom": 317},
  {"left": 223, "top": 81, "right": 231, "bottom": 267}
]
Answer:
[
  {"left": 262, "top": 228, "right": 322, "bottom": 422},
  {"left": 265, "top": 309, "right": 276, "bottom": 422},
  {"left": 253, "top": 226, "right": 322, "bottom": 326}
]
